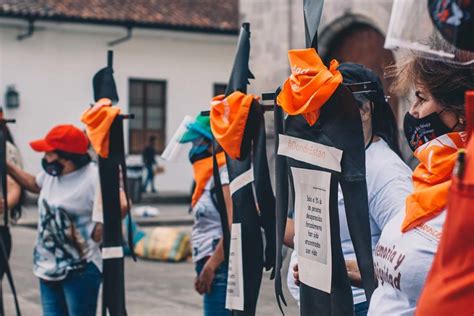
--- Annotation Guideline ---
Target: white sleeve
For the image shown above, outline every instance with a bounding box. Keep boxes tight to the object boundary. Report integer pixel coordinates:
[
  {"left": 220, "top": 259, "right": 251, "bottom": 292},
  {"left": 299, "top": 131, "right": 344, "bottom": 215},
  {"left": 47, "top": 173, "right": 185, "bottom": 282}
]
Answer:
[{"left": 370, "top": 176, "right": 413, "bottom": 230}]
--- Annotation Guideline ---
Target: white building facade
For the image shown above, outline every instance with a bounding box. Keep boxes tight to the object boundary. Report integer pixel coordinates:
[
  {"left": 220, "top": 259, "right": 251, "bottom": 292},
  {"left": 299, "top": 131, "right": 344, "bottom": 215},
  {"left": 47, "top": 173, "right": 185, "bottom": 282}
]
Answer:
[{"left": 0, "top": 16, "right": 238, "bottom": 193}]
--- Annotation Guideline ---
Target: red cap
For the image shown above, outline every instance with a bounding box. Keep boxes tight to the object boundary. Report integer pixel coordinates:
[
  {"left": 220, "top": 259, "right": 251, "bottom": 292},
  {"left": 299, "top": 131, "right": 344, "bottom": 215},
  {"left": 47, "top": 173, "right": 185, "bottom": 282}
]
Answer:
[{"left": 30, "top": 124, "right": 89, "bottom": 154}]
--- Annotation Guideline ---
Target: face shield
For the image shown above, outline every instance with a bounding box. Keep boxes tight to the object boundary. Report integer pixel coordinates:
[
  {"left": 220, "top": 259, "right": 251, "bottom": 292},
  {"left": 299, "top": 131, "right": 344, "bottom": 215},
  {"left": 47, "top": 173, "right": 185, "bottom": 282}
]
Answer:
[
  {"left": 160, "top": 115, "right": 195, "bottom": 162},
  {"left": 385, "top": 0, "right": 474, "bottom": 66}
]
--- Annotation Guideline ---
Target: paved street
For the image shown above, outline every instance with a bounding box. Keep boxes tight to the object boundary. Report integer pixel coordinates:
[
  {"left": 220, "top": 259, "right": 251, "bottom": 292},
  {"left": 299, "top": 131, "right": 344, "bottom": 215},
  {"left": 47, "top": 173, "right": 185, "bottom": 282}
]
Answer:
[{"left": 3, "top": 204, "right": 298, "bottom": 316}]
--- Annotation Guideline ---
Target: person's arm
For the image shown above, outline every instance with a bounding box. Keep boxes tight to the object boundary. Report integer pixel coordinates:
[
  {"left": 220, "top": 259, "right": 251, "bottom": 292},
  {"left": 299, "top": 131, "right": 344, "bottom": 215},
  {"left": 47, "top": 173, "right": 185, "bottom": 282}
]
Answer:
[
  {"left": 293, "top": 262, "right": 300, "bottom": 286},
  {"left": 346, "top": 260, "right": 363, "bottom": 288},
  {"left": 7, "top": 161, "right": 40, "bottom": 194},
  {"left": 7, "top": 176, "right": 21, "bottom": 209},
  {"left": 120, "top": 189, "right": 130, "bottom": 219},
  {"left": 0, "top": 176, "right": 22, "bottom": 215},
  {"left": 222, "top": 184, "right": 233, "bottom": 229},
  {"left": 91, "top": 181, "right": 130, "bottom": 243},
  {"left": 284, "top": 218, "right": 295, "bottom": 249},
  {"left": 196, "top": 238, "right": 225, "bottom": 294}
]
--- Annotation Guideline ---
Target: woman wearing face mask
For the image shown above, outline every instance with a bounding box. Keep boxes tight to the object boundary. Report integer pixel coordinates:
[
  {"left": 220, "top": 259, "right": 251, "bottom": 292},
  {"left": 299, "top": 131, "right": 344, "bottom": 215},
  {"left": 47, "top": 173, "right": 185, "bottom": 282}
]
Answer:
[
  {"left": 287, "top": 63, "right": 413, "bottom": 315},
  {"left": 6, "top": 124, "right": 115, "bottom": 316},
  {"left": 179, "top": 114, "right": 233, "bottom": 316},
  {"left": 367, "top": 55, "right": 474, "bottom": 315}
]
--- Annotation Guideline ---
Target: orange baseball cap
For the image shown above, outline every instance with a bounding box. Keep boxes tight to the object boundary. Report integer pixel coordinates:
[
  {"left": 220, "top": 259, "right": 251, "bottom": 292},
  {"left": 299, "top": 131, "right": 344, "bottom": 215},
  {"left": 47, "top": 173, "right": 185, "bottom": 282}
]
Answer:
[{"left": 30, "top": 124, "right": 89, "bottom": 154}]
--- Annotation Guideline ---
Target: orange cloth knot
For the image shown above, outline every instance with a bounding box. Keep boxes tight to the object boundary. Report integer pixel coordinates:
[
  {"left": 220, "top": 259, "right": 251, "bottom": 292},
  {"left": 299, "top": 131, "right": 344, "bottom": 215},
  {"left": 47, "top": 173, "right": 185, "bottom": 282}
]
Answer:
[
  {"left": 277, "top": 48, "right": 343, "bottom": 126},
  {"left": 210, "top": 91, "right": 258, "bottom": 160},
  {"left": 81, "top": 98, "right": 121, "bottom": 158}
]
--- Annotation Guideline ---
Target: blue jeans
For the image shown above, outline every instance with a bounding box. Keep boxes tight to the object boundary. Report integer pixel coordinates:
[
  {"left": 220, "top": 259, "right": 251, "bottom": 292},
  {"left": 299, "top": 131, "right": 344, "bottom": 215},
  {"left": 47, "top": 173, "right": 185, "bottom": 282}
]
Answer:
[
  {"left": 40, "top": 262, "right": 101, "bottom": 316},
  {"left": 354, "top": 301, "right": 369, "bottom": 316},
  {"left": 195, "top": 258, "right": 230, "bottom": 316},
  {"left": 142, "top": 165, "right": 156, "bottom": 192}
]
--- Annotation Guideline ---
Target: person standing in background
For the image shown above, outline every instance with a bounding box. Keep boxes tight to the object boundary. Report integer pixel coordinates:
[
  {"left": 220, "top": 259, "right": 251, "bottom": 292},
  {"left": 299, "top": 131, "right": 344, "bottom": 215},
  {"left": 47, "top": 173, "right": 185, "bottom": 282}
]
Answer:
[{"left": 142, "top": 136, "right": 157, "bottom": 193}]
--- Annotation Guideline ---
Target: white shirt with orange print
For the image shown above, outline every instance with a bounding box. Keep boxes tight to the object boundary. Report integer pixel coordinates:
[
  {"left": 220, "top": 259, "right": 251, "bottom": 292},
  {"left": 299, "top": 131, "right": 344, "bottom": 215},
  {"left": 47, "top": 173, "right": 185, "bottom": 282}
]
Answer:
[{"left": 368, "top": 209, "right": 446, "bottom": 316}]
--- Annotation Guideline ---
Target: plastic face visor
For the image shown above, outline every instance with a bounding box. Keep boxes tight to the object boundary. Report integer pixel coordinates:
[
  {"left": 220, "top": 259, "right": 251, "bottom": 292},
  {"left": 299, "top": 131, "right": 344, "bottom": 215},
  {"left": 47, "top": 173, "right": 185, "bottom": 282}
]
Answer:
[{"left": 160, "top": 115, "right": 195, "bottom": 162}]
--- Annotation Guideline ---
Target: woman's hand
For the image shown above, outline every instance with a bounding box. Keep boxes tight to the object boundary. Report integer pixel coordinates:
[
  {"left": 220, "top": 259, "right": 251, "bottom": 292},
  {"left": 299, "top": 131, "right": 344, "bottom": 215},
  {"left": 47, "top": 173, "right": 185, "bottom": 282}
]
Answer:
[
  {"left": 346, "top": 259, "right": 363, "bottom": 288},
  {"left": 91, "top": 223, "right": 103, "bottom": 243},
  {"left": 293, "top": 263, "right": 300, "bottom": 286},
  {"left": 195, "top": 260, "right": 217, "bottom": 295},
  {"left": 0, "top": 176, "right": 22, "bottom": 215}
]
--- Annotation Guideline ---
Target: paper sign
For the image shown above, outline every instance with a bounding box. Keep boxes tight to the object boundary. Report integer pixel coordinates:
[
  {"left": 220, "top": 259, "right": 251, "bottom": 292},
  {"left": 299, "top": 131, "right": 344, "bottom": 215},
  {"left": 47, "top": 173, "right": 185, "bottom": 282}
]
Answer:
[
  {"left": 226, "top": 223, "right": 244, "bottom": 311},
  {"left": 292, "top": 167, "right": 332, "bottom": 293},
  {"left": 229, "top": 168, "right": 254, "bottom": 196},
  {"left": 278, "top": 134, "right": 342, "bottom": 172}
]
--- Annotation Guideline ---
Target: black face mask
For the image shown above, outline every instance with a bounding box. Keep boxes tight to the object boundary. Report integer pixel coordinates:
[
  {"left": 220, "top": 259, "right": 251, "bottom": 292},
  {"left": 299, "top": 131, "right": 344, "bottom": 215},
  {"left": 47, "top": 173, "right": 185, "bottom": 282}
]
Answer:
[
  {"left": 42, "top": 158, "right": 64, "bottom": 177},
  {"left": 403, "top": 111, "right": 452, "bottom": 152}
]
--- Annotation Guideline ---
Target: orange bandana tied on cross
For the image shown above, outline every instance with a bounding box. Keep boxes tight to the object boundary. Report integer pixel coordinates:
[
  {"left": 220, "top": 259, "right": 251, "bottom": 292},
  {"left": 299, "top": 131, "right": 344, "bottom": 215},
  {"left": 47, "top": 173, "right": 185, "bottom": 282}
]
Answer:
[
  {"left": 210, "top": 91, "right": 257, "bottom": 160},
  {"left": 277, "top": 48, "right": 343, "bottom": 126},
  {"left": 81, "top": 98, "right": 121, "bottom": 158},
  {"left": 191, "top": 152, "right": 226, "bottom": 207},
  {"left": 402, "top": 132, "right": 466, "bottom": 232}
]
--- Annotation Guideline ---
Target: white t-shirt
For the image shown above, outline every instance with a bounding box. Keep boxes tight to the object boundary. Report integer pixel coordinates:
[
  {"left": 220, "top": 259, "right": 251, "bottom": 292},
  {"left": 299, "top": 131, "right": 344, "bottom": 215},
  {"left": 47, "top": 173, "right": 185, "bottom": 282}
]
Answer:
[
  {"left": 287, "top": 139, "right": 413, "bottom": 304},
  {"left": 34, "top": 163, "right": 102, "bottom": 281},
  {"left": 368, "top": 210, "right": 445, "bottom": 316},
  {"left": 191, "top": 166, "right": 229, "bottom": 263},
  {"left": 340, "top": 139, "right": 413, "bottom": 303}
]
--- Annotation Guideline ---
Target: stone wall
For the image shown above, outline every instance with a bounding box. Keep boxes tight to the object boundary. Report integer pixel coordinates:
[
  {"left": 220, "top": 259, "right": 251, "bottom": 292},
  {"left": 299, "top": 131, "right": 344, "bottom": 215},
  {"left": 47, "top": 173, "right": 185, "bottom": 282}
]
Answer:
[{"left": 239, "top": 0, "right": 396, "bottom": 96}]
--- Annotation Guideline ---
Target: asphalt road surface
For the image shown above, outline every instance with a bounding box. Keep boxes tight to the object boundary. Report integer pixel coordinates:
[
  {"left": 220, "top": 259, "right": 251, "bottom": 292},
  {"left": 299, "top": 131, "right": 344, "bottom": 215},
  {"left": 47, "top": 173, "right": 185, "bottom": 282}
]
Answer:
[{"left": 3, "top": 226, "right": 298, "bottom": 315}]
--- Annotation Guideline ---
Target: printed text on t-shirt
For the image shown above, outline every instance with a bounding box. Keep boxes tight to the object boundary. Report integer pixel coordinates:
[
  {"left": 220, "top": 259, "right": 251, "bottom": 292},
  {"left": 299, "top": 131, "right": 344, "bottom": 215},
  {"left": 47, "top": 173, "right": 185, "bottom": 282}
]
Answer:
[{"left": 374, "top": 243, "right": 406, "bottom": 290}]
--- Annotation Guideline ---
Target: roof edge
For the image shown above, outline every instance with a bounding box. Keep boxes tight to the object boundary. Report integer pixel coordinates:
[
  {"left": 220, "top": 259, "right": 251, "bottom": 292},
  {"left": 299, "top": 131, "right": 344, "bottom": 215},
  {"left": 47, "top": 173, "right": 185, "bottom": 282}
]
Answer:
[{"left": 0, "top": 13, "right": 240, "bottom": 36}]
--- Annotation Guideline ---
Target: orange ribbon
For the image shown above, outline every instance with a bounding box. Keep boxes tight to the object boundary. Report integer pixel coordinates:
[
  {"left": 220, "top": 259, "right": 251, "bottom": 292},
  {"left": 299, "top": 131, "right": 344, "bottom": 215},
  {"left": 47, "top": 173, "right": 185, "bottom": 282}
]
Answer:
[
  {"left": 210, "top": 91, "right": 257, "bottom": 160},
  {"left": 402, "top": 132, "right": 466, "bottom": 232},
  {"left": 277, "top": 48, "right": 343, "bottom": 126},
  {"left": 81, "top": 98, "right": 121, "bottom": 158}
]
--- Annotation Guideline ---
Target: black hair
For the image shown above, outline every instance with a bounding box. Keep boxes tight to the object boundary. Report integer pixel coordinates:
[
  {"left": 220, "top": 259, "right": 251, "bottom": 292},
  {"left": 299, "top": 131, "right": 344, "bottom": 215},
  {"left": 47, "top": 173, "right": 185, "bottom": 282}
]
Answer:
[
  {"left": 338, "top": 62, "right": 403, "bottom": 158},
  {"left": 55, "top": 150, "right": 92, "bottom": 169},
  {"left": 369, "top": 100, "right": 402, "bottom": 158}
]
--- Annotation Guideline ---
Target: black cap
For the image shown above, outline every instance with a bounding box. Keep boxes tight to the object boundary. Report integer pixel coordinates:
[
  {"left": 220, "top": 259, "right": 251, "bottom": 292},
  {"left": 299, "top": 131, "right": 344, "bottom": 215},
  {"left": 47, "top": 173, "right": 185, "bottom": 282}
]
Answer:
[{"left": 338, "top": 62, "right": 386, "bottom": 105}]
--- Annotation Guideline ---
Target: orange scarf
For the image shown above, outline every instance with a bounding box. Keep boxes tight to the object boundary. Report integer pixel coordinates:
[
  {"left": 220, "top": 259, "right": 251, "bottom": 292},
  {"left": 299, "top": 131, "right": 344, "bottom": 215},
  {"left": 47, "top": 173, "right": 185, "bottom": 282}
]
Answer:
[
  {"left": 277, "top": 48, "right": 343, "bottom": 126},
  {"left": 191, "top": 152, "right": 226, "bottom": 207},
  {"left": 402, "top": 132, "right": 466, "bottom": 232},
  {"left": 210, "top": 91, "right": 257, "bottom": 160},
  {"left": 81, "top": 98, "right": 121, "bottom": 158}
]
